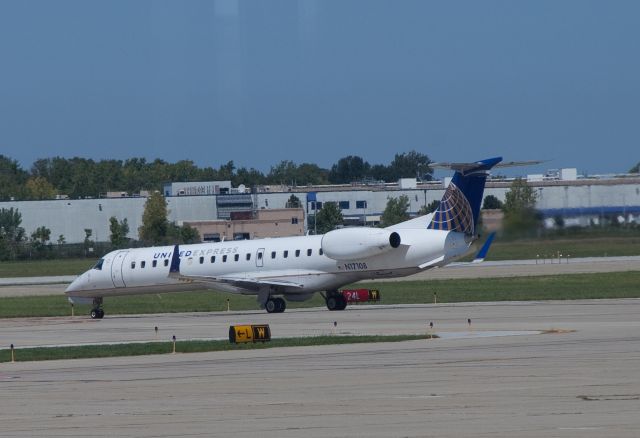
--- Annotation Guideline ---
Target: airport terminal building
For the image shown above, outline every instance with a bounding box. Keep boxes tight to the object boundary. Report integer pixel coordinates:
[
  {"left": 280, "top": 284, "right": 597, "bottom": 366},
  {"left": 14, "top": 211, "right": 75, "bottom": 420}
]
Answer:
[{"left": 2, "top": 170, "right": 640, "bottom": 244}]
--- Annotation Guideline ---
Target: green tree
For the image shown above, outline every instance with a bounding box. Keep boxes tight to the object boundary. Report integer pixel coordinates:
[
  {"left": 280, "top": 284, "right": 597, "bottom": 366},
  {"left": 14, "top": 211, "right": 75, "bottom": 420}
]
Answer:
[
  {"left": 268, "top": 160, "right": 298, "bottom": 185},
  {"left": 217, "top": 161, "right": 236, "bottom": 181},
  {"left": 630, "top": 162, "right": 640, "bottom": 173},
  {"left": 296, "top": 163, "right": 329, "bottom": 185},
  {"left": 0, "top": 155, "right": 28, "bottom": 200},
  {"left": 0, "top": 207, "right": 26, "bottom": 260},
  {"left": 167, "top": 223, "right": 201, "bottom": 244},
  {"left": 180, "top": 224, "right": 200, "bottom": 244},
  {"left": 329, "top": 156, "right": 371, "bottom": 184},
  {"left": 418, "top": 199, "right": 440, "bottom": 215},
  {"left": 233, "top": 167, "right": 266, "bottom": 187},
  {"left": 31, "top": 226, "right": 51, "bottom": 244},
  {"left": 30, "top": 226, "right": 52, "bottom": 257},
  {"left": 482, "top": 195, "right": 503, "bottom": 210},
  {"left": 386, "top": 151, "right": 432, "bottom": 181},
  {"left": 502, "top": 178, "right": 541, "bottom": 236},
  {"left": 380, "top": 195, "right": 410, "bottom": 227},
  {"left": 109, "top": 217, "right": 130, "bottom": 248},
  {"left": 25, "top": 176, "right": 56, "bottom": 200},
  {"left": 139, "top": 192, "right": 169, "bottom": 245},
  {"left": 286, "top": 194, "right": 302, "bottom": 208},
  {"left": 315, "top": 202, "right": 343, "bottom": 234}
]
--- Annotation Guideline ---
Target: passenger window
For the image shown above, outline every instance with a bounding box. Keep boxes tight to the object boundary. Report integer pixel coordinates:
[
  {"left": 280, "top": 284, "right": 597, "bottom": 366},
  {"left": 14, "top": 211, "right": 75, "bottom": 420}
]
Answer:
[
  {"left": 223, "top": 255, "right": 227, "bottom": 262},
  {"left": 295, "top": 250, "right": 300, "bottom": 257},
  {"left": 199, "top": 256, "right": 204, "bottom": 264},
  {"left": 307, "top": 249, "right": 312, "bottom": 256},
  {"left": 258, "top": 252, "right": 263, "bottom": 260},
  {"left": 246, "top": 253, "right": 251, "bottom": 261},
  {"left": 271, "top": 251, "right": 276, "bottom": 259},
  {"left": 93, "top": 259, "right": 104, "bottom": 270},
  {"left": 211, "top": 256, "right": 216, "bottom": 263},
  {"left": 283, "top": 250, "right": 288, "bottom": 258},
  {"left": 319, "top": 248, "right": 323, "bottom": 256},
  {"left": 131, "top": 261, "right": 136, "bottom": 269},
  {"left": 234, "top": 254, "right": 239, "bottom": 262},
  {"left": 152, "top": 260, "right": 157, "bottom": 268},
  {"left": 141, "top": 261, "right": 146, "bottom": 268},
  {"left": 164, "top": 259, "right": 169, "bottom": 267}
]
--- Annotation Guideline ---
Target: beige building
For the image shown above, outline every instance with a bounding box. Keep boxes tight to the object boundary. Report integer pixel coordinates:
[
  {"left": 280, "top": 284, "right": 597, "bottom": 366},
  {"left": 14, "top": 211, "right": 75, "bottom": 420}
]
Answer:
[{"left": 184, "top": 208, "right": 305, "bottom": 242}]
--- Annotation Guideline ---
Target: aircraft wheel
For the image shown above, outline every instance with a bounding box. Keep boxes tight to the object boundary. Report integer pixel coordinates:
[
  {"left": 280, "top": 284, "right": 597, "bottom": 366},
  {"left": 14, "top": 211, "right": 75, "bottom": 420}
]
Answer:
[
  {"left": 274, "top": 297, "right": 286, "bottom": 313},
  {"left": 265, "top": 299, "right": 277, "bottom": 313},
  {"left": 336, "top": 295, "right": 347, "bottom": 311},
  {"left": 98, "top": 309, "right": 105, "bottom": 319},
  {"left": 326, "top": 296, "right": 338, "bottom": 311},
  {"left": 90, "top": 309, "right": 99, "bottom": 319}
]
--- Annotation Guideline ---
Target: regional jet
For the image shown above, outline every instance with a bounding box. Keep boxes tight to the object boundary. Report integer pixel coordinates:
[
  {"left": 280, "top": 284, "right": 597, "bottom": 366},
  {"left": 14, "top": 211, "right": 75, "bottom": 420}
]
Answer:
[{"left": 66, "top": 157, "right": 503, "bottom": 318}]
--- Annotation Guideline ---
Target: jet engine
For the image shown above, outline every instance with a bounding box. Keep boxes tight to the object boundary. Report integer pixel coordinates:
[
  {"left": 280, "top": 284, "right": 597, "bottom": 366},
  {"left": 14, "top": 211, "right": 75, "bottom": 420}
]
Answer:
[{"left": 321, "top": 227, "right": 401, "bottom": 260}]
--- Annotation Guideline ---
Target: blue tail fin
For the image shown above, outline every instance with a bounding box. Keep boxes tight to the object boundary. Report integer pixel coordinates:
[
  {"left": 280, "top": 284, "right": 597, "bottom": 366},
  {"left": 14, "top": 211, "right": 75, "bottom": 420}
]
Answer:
[
  {"left": 428, "top": 157, "right": 502, "bottom": 236},
  {"left": 472, "top": 232, "right": 496, "bottom": 262}
]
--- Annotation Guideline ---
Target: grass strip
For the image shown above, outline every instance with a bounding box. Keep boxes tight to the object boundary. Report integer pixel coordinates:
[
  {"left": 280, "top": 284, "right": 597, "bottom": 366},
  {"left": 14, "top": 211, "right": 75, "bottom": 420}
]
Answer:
[
  {"left": 0, "top": 258, "right": 94, "bottom": 277},
  {"left": 2, "top": 271, "right": 640, "bottom": 318},
  {"left": 0, "top": 334, "right": 429, "bottom": 363}
]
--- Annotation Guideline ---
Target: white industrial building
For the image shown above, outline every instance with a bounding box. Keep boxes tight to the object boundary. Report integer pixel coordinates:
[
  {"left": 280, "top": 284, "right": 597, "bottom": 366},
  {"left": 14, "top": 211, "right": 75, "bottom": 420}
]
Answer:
[{"left": 2, "top": 169, "right": 640, "bottom": 243}]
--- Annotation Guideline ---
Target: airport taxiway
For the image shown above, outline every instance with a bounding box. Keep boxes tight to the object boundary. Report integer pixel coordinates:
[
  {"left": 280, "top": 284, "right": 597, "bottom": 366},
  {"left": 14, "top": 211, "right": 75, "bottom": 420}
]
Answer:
[{"left": 2, "top": 300, "right": 640, "bottom": 437}]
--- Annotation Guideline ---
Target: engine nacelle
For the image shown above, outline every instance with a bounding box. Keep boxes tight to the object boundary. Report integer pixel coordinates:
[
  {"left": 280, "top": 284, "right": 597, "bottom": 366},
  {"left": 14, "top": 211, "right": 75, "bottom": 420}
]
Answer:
[{"left": 321, "top": 227, "right": 401, "bottom": 260}]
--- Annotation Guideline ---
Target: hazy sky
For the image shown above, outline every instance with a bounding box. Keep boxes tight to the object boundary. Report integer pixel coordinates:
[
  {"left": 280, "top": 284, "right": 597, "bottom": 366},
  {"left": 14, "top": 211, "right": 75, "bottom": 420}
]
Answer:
[{"left": 1, "top": 0, "right": 638, "bottom": 176}]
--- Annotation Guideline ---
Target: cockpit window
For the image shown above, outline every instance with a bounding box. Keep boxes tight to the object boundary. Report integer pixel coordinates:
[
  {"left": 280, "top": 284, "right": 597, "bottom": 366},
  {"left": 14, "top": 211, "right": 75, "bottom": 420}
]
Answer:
[{"left": 93, "top": 259, "right": 104, "bottom": 270}]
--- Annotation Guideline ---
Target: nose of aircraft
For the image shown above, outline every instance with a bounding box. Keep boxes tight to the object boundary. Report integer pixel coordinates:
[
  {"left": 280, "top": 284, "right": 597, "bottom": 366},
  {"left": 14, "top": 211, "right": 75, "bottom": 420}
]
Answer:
[{"left": 65, "top": 272, "right": 87, "bottom": 293}]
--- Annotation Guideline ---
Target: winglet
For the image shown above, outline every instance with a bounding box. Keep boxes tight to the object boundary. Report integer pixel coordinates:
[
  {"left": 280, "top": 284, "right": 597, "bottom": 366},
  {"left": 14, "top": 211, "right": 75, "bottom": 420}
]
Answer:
[
  {"left": 472, "top": 232, "right": 496, "bottom": 263},
  {"left": 169, "top": 245, "right": 181, "bottom": 274}
]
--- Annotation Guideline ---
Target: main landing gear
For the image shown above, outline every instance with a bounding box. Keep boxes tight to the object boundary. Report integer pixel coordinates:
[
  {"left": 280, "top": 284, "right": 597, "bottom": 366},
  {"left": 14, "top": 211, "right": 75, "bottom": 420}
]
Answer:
[
  {"left": 90, "top": 297, "right": 105, "bottom": 319},
  {"left": 325, "top": 290, "right": 347, "bottom": 311},
  {"left": 265, "top": 297, "right": 286, "bottom": 313}
]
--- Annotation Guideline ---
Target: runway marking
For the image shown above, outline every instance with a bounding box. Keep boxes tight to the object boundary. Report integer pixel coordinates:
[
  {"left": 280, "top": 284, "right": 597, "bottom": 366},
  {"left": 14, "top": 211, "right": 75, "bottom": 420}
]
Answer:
[{"left": 558, "top": 427, "right": 603, "bottom": 430}]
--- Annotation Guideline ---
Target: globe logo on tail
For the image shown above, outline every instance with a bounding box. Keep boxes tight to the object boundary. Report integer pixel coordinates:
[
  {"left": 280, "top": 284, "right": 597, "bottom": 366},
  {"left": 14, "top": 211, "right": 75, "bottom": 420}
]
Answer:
[{"left": 427, "top": 182, "right": 474, "bottom": 235}]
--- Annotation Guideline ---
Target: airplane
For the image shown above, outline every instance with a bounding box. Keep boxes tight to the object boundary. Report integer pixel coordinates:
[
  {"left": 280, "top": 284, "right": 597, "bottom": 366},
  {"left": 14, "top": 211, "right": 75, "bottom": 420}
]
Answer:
[{"left": 66, "top": 156, "right": 504, "bottom": 318}]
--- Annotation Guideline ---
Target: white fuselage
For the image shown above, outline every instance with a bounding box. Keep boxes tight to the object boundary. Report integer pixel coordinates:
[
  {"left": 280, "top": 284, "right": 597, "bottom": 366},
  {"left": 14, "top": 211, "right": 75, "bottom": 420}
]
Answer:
[{"left": 66, "top": 227, "right": 470, "bottom": 303}]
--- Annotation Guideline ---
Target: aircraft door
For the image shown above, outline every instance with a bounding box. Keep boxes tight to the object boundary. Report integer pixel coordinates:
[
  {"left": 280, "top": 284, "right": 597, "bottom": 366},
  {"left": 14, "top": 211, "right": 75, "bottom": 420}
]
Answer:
[
  {"left": 256, "top": 248, "right": 265, "bottom": 267},
  {"left": 111, "top": 250, "right": 129, "bottom": 288}
]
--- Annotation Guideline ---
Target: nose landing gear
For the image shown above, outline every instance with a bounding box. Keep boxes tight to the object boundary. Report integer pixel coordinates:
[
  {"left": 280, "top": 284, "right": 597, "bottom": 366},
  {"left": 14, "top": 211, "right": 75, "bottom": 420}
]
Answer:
[{"left": 90, "top": 297, "right": 105, "bottom": 319}]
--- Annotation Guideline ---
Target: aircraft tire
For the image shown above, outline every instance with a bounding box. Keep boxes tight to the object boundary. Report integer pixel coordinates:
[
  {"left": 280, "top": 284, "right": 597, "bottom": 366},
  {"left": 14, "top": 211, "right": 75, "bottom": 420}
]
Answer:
[
  {"left": 274, "top": 297, "right": 286, "bottom": 313},
  {"left": 265, "top": 299, "right": 277, "bottom": 313},
  {"left": 336, "top": 295, "right": 347, "bottom": 311},
  {"left": 90, "top": 309, "right": 105, "bottom": 319},
  {"left": 326, "top": 296, "right": 338, "bottom": 311}
]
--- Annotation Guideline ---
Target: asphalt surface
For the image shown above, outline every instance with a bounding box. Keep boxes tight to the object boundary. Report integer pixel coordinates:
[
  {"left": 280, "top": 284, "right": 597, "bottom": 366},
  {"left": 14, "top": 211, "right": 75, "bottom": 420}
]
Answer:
[{"left": 2, "top": 300, "right": 640, "bottom": 437}]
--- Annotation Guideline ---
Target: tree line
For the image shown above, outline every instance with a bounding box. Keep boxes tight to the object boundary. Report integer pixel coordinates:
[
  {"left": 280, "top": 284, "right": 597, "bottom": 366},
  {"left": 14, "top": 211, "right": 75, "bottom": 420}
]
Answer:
[{"left": 0, "top": 151, "right": 432, "bottom": 201}]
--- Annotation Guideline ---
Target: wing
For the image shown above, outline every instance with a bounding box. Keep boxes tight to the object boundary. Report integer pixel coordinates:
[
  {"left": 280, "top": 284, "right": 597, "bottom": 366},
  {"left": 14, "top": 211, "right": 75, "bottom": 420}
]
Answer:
[{"left": 170, "top": 272, "right": 305, "bottom": 291}]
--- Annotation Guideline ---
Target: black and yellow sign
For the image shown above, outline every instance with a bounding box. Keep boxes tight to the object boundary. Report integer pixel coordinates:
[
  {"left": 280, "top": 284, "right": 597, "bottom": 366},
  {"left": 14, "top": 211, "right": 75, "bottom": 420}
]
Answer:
[
  {"left": 368, "top": 289, "right": 381, "bottom": 302},
  {"left": 229, "top": 324, "right": 271, "bottom": 344},
  {"left": 251, "top": 324, "right": 271, "bottom": 342}
]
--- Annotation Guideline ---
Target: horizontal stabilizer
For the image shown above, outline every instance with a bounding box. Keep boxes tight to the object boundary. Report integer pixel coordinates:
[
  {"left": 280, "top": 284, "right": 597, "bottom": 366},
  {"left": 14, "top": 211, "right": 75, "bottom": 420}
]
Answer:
[
  {"left": 431, "top": 158, "right": 545, "bottom": 175},
  {"left": 418, "top": 255, "right": 445, "bottom": 269}
]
